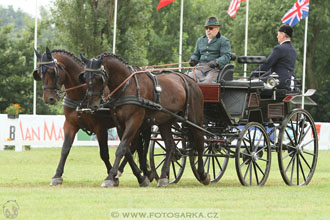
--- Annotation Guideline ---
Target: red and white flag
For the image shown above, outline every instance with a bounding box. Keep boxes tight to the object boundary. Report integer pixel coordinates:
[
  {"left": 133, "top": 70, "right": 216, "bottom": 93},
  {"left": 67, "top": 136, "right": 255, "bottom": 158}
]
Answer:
[
  {"left": 157, "top": 0, "right": 175, "bottom": 11},
  {"left": 227, "top": 0, "right": 246, "bottom": 18}
]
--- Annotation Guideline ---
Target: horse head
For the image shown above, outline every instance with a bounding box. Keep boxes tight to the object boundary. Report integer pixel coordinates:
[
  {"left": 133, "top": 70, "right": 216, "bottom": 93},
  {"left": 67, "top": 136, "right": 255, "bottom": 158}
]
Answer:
[
  {"left": 80, "top": 54, "right": 107, "bottom": 111},
  {"left": 33, "top": 47, "right": 64, "bottom": 104}
]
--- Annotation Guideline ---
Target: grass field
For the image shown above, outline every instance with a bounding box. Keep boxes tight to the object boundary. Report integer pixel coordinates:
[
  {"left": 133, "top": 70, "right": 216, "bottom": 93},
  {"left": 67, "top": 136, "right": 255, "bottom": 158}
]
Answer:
[{"left": 0, "top": 146, "right": 329, "bottom": 220}]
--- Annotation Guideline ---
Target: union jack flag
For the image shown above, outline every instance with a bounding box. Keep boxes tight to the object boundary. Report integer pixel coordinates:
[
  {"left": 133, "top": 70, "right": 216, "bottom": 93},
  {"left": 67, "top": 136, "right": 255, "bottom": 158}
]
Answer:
[
  {"left": 281, "top": 0, "right": 309, "bottom": 26},
  {"left": 227, "top": 0, "right": 246, "bottom": 18}
]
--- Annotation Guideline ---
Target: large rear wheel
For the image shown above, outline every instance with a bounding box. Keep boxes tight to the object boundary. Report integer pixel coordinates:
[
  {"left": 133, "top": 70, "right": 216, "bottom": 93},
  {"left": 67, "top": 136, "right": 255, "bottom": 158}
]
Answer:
[
  {"left": 235, "top": 122, "right": 271, "bottom": 186},
  {"left": 278, "top": 109, "right": 318, "bottom": 186}
]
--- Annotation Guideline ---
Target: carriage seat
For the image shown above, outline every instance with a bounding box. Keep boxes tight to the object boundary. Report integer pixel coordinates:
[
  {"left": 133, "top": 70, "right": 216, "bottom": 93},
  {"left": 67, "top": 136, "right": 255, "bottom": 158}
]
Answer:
[
  {"left": 216, "top": 53, "right": 236, "bottom": 82},
  {"left": 237, "top": 56, "right": 266, "bottom": 64},
  {"left": 220, "top": 79, "right": 264, "bottom": 89}
]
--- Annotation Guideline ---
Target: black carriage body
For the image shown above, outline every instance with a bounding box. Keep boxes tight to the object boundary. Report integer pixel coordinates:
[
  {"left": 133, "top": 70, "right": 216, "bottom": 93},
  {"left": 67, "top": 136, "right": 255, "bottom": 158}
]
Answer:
[{"left": 200, "top": 81, "right": 300, "bottom": 127}]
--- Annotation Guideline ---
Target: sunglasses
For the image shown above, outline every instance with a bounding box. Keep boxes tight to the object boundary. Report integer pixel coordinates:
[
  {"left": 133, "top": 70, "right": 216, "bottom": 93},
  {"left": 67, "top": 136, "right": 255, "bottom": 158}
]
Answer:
[{"left": 205, "top": 27, "right": 214, "bottom": 30}]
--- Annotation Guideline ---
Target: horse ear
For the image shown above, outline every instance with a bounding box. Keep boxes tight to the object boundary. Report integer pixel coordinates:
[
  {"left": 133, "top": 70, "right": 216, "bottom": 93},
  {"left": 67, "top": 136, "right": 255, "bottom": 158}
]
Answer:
[
  {"left": 80, "top": 54, "right": 90, "bottom": 65},
  {"left": 98, "top": 55, "right": 104, "bottom": 66},
  {"left": 34, "top": 48, "right": 42, "bottom": 60},
  {"left": 46, "top": 47, "right": 52, "bottom": 60},
  {"left": 78, "top": 72, "right": 86, "bottom": 84},
  {"left": 33, "top": 69, "right": 41, "bottom": 81}
]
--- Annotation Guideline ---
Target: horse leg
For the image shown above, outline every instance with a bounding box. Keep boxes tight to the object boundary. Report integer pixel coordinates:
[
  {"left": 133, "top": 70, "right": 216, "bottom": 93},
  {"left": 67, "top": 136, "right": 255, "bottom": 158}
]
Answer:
[
  {"left": 95, "top": 128, "right": 122, "bottom": 187},
  {"left": 192, "top": 128, "right": 210, "bottom": 185},
  {"left": 125, "top": 150, "right": 150, "bottom": 187},
  {"left": 133, "top": 128, "right": 154, "bottom": 182},
  {"left": 50, "top": 121, "right": 78, "bottom": 186},
  {"left": 103, "top": 117, "right": 145, "bottom": 187},
  {"left": 157, "top": 122, "right": 175, "bottom": 187},
  {"left": 95, "top": 128, "right": 112, "bottom": 174}
]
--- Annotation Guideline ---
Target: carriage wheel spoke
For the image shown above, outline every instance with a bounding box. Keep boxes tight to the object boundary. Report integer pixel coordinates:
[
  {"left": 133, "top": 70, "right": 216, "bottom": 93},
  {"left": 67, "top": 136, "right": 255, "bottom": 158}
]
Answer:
[
  {"left": 210, "top": 155, "right": 216, "bottom": 179},
  {"left": 240, "top": 157, "right": 250, "bottom": 168},
  {"left": 243, "top": 139, "right": 251, "bottom": 154},
  {"left": 255, "top": 161, "right": 266, "bottom": 176},
  {"left": 301, "top": 138, "right": 314, "bottom": 149},
  {"left": 297, "top": 117, "right": 306, "bottom": 144},
  {"left": 174, "top": 160, "right": 184, "bottom": 169},
  {"left": 300, "top": 152, "right": 312, "bottom": 170},
  {"left": 214, "top": 155, "right": 223, "bottom": 172},
  {"left": 155, "top": 157, "right": 166, "bottom": 170},
  {"left": 253, "top": 161, "right": 260, "bottom": 185},
  {"left": 243, "top": 160, "right": 252, "bottom": 180},
  {"left": 296, "top": 154, "right": 300, "bottom": 185},
  {"left": 290, "top": 154, "right": 296, "bottom": 183},
  {"left": 298, "top": 154, "right": 307, "bottom": 183},
  {"left": 285, "top": 129, "right": 296, "bottom": 147},
  {"left": 155, "top": 140, "right": 166, "bottom": 151},
  {"left": 282, "top": 150, "right": 295, "bottom": 160},
  {"left": 254, "top": 133, "right": 263, "bottom": 152},
  {"left": 171, "top": 162, "right": 177, "bottom": 178},
  {"left": 284, "top": 153, "right": 295, "bottom": 174}
]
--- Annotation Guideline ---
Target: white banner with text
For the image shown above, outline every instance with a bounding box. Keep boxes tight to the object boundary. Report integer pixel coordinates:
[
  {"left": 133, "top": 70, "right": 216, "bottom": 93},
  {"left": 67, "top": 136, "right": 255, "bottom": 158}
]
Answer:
[{"left": 0, "top": 114, "right": 329, "bottom": 150}]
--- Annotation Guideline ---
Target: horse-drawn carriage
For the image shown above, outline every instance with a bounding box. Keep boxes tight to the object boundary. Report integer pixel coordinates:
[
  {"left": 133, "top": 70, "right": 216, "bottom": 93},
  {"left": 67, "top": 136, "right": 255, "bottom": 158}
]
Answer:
[
  {"left": 149, "top": 55, "right": 318, "bottom": 186},
  {"left": 33, "top": 48, "right": 318, "bottom": 187}
]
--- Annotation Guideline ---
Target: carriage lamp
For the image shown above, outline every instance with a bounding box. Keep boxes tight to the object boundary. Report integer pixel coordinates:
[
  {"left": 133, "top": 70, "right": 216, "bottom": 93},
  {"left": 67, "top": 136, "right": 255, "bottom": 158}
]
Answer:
[{"left": 265, "top": 72, "right": 280, "bottom": 89}]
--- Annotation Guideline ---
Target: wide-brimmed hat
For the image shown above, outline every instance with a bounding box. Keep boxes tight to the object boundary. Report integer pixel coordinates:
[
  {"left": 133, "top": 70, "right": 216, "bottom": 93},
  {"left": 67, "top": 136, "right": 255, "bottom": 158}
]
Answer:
[
  {"left": 278, "top": 24, "right": 293, "bottom": 38},
  {"left": 204, "top": 16, "right": 220, "bottom": 26}
]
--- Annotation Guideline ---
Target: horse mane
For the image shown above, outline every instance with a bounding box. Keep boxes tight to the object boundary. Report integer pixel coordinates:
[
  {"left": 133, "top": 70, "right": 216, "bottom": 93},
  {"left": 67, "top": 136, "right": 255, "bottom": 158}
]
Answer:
[
  {"left": 51, "top": 49, "right": 85, "bottom": 67},
  {"left": 97, "top": 52, "right": 128, "bottom": 66}
]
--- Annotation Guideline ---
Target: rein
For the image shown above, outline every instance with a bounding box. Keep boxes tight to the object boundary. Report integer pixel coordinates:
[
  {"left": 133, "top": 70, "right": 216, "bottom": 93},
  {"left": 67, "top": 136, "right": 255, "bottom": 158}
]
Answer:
[
  {"left": 105, "top": 65, "right": 205, "bottom": 99},
  {"left": 59, "top": 83, "right": 87, "bottom": 93}
]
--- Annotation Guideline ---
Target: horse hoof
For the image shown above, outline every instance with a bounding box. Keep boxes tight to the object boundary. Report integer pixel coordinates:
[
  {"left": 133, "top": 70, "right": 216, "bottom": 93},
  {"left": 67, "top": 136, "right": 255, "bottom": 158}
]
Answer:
[
  {"left": 139, "top": 177, "right": 150, "bottom": 187},
  {"left": 157, "top": 178, "right": 169, "bottom": 187},
  {"left": 50, "top": 177, "right": 63, "bottom": 186},
  {"left": 147, "top": 171, "right": 155, "bottom": 183},
  {"left": 101, "top": 179, "right": 119, "bottom": 188},
  {"left": 201, "top": 173, "right": 210, "bottom": 186}
]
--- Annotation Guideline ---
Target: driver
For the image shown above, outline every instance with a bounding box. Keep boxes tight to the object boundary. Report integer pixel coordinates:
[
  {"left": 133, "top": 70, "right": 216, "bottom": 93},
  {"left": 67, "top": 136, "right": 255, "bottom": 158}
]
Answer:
[{"left": 188, "top": 16, "right": 231, "bottom": 83}]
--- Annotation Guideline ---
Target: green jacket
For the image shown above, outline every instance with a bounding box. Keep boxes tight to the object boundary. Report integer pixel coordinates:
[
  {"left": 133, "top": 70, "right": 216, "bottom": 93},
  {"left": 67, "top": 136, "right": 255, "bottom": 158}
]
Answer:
[{"left": 191, "top": 32, "right": 231, "bottom": 67}]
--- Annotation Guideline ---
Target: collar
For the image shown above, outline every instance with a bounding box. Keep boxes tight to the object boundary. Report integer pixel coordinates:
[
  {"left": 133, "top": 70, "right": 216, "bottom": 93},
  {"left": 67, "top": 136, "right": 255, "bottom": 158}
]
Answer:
[{"left": 280, "top": 40, "right": 291, "bottom": 45}]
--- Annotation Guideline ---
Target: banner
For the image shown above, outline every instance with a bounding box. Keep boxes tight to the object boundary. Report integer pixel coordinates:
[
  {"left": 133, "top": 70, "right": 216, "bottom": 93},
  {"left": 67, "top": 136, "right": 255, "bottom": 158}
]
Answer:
[{"left": 0, "top": 114, "right": 119, "bottom": 150}]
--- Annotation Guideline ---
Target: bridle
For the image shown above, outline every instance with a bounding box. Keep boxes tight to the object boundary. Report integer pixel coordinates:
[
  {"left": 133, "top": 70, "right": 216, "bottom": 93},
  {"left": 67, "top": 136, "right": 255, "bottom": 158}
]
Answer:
[
  {"left": 33, "top": 59, "right": 62, "bottom": 93},
  {"left": 81, "top": 66, "right": 108, "bottom": 100}
]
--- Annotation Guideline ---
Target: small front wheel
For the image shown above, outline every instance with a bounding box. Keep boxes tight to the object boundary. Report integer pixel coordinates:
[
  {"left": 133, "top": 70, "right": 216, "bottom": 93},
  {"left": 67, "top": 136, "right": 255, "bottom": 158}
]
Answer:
[{"left": 149, "top": 124, "right": 186, "bottom": 184}]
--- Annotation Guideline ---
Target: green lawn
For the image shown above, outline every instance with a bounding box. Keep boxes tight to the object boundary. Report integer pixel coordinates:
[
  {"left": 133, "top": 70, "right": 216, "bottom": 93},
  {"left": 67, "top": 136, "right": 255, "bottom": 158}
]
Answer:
[{"left": 0, "top": 147, "right": 329, "bottom": 220}]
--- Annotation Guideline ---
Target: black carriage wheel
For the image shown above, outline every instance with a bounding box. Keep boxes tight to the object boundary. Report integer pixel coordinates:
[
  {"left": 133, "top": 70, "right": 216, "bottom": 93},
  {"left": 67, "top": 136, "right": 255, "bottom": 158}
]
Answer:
[
  {"left": 149, "top": 124, "right": 186, "bottom": 184},
  {"left": 235, "top": 122, "right": 271, "bottom": 186},
  {"left": 189, "top": 137, "right": 229, "bottom": 183},
  {"left": 278, "top": 109, "right": 318, "bottom": 186}
]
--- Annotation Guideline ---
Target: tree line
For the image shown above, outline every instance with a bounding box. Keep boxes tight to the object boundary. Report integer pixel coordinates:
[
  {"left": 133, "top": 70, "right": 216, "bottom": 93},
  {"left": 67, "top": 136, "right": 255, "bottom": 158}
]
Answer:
[{"left": 0, "top": 0, "right": 329, "bottom": 121}]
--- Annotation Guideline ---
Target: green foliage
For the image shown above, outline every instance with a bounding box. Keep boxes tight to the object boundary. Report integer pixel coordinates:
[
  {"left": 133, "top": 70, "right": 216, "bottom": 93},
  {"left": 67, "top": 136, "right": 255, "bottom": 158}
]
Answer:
[{"left": 0, "top": 1, "right": 329, "bottom": 120}]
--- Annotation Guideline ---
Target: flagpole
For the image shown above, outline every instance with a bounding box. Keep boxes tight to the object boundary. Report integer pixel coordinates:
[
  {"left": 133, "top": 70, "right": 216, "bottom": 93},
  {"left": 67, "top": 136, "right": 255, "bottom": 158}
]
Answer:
[
  {"left": 113, "top": 0, "right": 118, "bottom": 54},
  {"left": 33, "top": 0, "right": 38, "bottom": 115},
  {"left": 243, "top": 0, "right": 249, "bottom": 77},
  {"left": 302, "top": 16, "right": 308, "bottom": 109},
  {"left": 178, "top": 0, "right": 184, "bottom": 68}
]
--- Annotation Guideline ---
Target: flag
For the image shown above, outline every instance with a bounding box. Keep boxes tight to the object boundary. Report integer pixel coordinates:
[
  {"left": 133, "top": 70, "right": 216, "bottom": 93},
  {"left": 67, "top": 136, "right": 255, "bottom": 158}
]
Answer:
[
  {"left": 227, "top": 0, "right": 246, "bottom": 18},
  {"left": 157, "top": 0, "right": 175, "bottom": 11},
  {"left": 281, "top": 0, "right": 309, "bottom": 26}
]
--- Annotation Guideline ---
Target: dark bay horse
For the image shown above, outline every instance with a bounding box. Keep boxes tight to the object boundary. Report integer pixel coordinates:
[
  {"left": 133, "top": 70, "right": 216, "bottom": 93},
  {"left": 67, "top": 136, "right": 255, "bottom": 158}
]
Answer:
[
  {"left": 80, "top": 53, "right": 210, "bottom": 187},
  {"left": 33, "top": 47, "right": 151, "bottom": 187}
]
